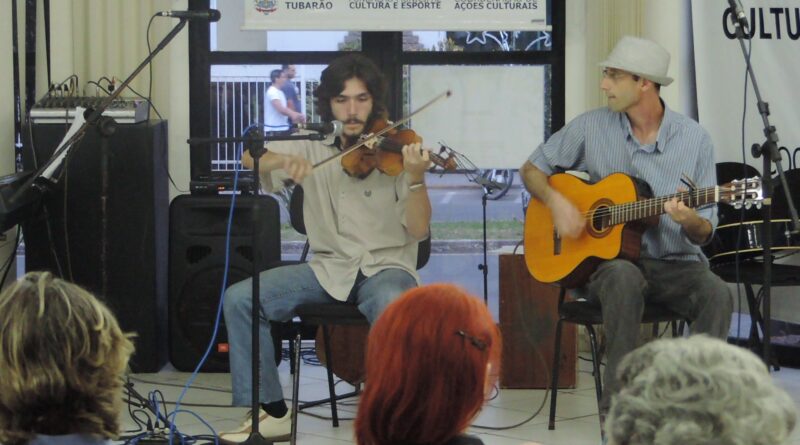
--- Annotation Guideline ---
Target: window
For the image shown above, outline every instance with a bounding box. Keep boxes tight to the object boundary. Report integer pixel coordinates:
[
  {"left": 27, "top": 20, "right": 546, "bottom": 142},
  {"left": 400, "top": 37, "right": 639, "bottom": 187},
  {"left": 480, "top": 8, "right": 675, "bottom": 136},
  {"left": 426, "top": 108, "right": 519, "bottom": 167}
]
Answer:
[
  {"left": 188, "top": 0, "right": 564, "bottom": 178},
  {"left": 209, "top": 64, "right": 327, "bottom": 171}
]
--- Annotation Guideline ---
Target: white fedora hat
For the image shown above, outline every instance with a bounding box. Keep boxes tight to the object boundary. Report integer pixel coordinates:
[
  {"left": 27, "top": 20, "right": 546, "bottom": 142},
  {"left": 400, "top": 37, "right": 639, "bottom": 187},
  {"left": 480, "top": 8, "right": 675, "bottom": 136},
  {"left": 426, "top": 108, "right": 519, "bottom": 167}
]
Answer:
[{"left": 599, "top": 36, "right": 673, "bottom": 86}]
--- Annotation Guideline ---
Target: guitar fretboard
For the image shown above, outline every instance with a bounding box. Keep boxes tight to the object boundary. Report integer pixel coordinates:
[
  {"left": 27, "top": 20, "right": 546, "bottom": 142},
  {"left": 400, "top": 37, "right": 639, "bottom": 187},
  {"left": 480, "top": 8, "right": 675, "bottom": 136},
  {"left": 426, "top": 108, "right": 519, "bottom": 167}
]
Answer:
[{"left": 607, "top": 185, "right": 718, "bottom": 225}]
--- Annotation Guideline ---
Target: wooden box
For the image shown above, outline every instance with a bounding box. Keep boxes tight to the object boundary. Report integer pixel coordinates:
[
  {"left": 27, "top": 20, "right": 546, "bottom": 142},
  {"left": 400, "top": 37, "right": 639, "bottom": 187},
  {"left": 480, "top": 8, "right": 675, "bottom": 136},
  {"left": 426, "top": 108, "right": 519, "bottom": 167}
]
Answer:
[{"left": 499, "top": 254, "right": 577, "bottom": 389}]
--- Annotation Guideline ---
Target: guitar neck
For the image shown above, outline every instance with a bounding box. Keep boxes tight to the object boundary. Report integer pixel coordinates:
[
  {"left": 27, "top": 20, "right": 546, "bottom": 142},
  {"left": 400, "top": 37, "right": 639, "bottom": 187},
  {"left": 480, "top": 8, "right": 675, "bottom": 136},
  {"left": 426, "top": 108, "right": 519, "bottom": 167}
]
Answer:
[{"left": 610, "top": 185, "right": 718, "bottom": 225}]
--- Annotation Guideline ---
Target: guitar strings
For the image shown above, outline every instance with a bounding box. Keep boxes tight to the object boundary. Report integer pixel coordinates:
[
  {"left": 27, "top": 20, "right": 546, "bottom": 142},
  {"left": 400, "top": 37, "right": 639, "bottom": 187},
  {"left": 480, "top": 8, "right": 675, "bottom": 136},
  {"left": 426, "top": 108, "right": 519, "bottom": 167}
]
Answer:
[{"left": 576, "top": 186, "right": 718, "bottom": 220}]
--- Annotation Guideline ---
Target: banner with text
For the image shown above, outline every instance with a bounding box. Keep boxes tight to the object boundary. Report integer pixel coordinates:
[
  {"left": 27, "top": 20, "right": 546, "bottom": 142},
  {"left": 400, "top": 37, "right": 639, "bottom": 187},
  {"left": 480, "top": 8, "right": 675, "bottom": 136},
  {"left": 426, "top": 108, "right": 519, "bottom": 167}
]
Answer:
[
  {"left": 244, "top": 0, "right": 548, "bottom": 31},
  {"left": 692, "top": 1, "right": 800, "bottom": 172}
]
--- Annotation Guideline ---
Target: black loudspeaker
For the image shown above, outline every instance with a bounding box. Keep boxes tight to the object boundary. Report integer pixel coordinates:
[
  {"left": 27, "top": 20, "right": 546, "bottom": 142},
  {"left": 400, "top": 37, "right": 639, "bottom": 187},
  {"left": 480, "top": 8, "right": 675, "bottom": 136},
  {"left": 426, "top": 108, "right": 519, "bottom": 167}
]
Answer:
[
  {"left": 21, "top": 121, "right": 169, "bottom": 373},
  {"left": 169, "top": 195, "right": 281, "bottom": 372}
]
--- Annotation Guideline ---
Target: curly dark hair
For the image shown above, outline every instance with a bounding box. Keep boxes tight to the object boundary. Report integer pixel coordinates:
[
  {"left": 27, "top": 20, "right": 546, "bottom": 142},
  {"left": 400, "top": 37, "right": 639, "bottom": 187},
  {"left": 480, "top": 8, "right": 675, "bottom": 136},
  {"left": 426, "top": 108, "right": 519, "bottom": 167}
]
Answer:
[{"left": 315, "top": 53, "right": 388, "bottom": 124}]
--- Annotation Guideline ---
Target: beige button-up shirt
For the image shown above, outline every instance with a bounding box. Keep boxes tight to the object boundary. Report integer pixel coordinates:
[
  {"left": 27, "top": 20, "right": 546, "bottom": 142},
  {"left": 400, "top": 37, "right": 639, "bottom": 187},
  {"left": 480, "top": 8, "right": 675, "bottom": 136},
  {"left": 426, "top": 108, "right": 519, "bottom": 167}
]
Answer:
[{"left": 267, "top": 134, "right": 421, "bottom": 301}]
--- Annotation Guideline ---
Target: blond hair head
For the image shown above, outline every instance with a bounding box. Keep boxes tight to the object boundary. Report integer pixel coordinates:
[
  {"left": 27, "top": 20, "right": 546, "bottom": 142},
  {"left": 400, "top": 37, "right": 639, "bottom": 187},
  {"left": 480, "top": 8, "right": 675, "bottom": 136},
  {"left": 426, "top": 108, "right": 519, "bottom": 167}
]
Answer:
[{"left": 0, "top": 272, "right": 135, "bottom": 444}]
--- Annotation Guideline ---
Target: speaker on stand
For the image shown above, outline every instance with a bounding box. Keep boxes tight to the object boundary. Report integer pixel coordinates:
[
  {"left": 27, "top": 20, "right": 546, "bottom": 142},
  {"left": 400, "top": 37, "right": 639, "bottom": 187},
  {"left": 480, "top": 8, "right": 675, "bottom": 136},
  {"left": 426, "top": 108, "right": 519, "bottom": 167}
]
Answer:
[{"left": 168, "top": 194, "right": 281, "bottom": 372}]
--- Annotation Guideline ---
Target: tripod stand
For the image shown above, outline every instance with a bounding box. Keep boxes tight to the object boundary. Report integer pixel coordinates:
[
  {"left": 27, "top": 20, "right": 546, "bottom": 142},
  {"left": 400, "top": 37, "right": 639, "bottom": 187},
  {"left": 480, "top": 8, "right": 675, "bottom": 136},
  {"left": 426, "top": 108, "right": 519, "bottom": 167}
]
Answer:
[{"left": 726, "top": 0, "right": 800, "bottom": 364}]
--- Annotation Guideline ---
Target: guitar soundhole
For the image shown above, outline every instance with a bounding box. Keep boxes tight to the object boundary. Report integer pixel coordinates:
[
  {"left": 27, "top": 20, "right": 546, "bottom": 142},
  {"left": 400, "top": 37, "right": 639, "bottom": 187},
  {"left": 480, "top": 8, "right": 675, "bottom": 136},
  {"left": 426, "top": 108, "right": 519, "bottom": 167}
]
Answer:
[{"left": 590, "top": 205, "right": 612, "bottom": 234}]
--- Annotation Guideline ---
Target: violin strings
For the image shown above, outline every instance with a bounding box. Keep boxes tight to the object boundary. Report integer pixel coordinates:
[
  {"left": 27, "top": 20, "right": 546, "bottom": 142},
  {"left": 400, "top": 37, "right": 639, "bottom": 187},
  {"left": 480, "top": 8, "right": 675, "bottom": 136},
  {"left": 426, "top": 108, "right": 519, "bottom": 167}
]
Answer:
[{"left": 311, "top": 90, "right": 452, "bottom": 171}]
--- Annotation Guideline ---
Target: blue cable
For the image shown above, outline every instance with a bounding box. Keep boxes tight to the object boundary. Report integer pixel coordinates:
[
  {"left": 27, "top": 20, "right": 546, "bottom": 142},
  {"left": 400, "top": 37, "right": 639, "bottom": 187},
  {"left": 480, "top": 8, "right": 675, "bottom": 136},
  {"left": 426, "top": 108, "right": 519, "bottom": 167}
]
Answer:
[
  {"left": 125, "top": 432, "right": 148, "bottom": 445},
  {"left": 171, "top": 409, "right": 219, "bottom": 442},
  {"left": 167, "top": 127, "right": 253, "bottom": 445}
]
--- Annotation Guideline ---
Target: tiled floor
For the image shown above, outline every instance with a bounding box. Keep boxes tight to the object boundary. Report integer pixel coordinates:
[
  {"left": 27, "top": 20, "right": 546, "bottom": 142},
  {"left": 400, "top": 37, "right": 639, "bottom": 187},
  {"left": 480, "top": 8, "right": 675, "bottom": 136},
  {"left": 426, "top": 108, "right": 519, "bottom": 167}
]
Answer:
[{"left": 122, "top": 348, "right": 800, "bottom": 445}]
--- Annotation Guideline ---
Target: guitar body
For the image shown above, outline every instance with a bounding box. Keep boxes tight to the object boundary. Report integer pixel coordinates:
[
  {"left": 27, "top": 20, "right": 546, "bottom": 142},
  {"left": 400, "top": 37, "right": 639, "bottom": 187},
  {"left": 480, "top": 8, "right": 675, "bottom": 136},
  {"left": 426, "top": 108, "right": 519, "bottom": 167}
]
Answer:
[{"left": 524, "top": 173, "right": 656, "bottom": 288}]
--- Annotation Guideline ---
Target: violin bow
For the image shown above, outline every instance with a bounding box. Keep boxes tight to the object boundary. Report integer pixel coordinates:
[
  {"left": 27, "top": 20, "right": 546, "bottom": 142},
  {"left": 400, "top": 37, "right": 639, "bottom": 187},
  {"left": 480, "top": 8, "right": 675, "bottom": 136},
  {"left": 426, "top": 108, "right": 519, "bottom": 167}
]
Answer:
[{"left": 310, "top": 90, "right": 452, "bottom": 171}]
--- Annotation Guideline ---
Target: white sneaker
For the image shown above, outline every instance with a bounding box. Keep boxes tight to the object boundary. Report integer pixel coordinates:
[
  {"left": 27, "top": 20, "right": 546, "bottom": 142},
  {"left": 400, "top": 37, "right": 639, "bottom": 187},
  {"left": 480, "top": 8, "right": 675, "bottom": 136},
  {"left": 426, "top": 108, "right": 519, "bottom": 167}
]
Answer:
[{"left": 219, "top": 409, "right": 291, "bottom": 443}]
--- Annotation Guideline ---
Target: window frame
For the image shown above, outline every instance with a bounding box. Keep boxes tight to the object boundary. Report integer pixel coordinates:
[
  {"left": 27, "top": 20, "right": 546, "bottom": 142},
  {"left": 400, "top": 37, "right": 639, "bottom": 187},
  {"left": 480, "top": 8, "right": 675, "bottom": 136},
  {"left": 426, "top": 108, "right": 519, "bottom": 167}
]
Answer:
[{"left": 188, "top": 0, "right": 565, "bottom": 179}]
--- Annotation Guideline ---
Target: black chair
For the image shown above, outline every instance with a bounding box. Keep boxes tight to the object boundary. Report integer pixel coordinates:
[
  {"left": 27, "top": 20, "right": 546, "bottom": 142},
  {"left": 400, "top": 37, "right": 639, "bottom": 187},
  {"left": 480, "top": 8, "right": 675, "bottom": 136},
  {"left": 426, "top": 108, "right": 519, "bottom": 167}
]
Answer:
[
  {"left": 266, "top": 185, "right": 312, "bottom": 369},
  {"left": 278, "top": 185, "right": 431, "bottom": 443},
  {"left": 547, "top": 286, "right": 685, "bottom": 431}
]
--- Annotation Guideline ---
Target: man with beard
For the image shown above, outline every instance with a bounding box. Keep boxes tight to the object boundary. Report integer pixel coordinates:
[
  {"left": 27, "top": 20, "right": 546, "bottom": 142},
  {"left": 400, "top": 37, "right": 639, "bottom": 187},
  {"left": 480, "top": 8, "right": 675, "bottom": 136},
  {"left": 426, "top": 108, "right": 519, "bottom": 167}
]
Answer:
[{"left": 220, "top": 53, "right": 433, "bottom": 443}]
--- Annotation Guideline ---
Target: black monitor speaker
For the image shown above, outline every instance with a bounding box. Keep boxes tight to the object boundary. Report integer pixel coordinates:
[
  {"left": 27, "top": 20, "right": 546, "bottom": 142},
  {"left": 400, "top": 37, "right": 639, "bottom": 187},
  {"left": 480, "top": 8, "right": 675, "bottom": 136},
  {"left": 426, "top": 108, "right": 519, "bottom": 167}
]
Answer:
[{"left": 168, "top": 194, "right": 281, "bottom": 372}]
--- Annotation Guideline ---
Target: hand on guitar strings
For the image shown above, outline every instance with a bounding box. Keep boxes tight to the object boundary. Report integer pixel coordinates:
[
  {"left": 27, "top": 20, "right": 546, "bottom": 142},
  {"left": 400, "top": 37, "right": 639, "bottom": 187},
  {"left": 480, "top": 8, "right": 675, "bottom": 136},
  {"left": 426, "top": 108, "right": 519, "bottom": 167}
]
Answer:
[{"left": 545, "top": 190, "right": 584, "bottom": 239}]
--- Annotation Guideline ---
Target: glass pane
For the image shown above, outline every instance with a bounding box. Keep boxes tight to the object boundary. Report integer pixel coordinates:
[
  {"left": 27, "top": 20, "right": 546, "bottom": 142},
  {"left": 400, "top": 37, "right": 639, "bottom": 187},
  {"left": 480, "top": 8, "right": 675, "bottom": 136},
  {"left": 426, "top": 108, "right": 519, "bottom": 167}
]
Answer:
[
  {"left": 210, "top": 2, "right": 361, "bottom": 51},
  {"left": 407, "top": 31, "right": 551, "bottom": 52},
  {"left": 403, "top": 64, "right": 550, "bottom": 170},
  {"left": 209, "top": 64, "right": 328, "bottom": 172}
]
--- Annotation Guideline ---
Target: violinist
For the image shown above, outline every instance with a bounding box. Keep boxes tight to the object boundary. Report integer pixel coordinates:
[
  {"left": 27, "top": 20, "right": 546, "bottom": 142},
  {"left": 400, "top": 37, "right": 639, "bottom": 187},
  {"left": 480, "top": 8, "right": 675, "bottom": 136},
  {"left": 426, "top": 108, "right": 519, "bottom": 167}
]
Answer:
[{"left": 220, "top": 53, "right": 433, "bottom": 443}]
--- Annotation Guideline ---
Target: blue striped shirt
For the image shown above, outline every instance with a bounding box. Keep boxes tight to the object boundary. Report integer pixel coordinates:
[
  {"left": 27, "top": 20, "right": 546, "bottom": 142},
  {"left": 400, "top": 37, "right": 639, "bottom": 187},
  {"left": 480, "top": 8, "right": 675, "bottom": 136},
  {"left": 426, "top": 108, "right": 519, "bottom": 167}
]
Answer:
[{"left": 528, "top": 103, "right": 718, "bottom": 263}]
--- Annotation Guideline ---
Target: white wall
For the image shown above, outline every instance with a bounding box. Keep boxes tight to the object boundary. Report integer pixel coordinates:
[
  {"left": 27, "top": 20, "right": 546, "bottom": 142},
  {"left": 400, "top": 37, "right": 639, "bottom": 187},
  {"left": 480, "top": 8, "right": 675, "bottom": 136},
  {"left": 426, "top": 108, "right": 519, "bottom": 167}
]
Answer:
[
  {"left": 642, "top": 0, "right": 694, "bottom": 117},
  {"left": 564, "top": 0, "right": 587, "bottom": 122},
  {"left": 166, "top": 0, "right": 191, "bottom": 200}
]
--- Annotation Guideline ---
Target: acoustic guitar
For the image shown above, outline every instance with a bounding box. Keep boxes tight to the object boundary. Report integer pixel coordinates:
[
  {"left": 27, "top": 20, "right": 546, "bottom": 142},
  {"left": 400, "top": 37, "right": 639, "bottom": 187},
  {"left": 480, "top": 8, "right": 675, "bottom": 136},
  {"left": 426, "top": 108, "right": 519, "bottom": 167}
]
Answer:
[{"left": 523, "top": 172, "right": 762, "bottom": 288}]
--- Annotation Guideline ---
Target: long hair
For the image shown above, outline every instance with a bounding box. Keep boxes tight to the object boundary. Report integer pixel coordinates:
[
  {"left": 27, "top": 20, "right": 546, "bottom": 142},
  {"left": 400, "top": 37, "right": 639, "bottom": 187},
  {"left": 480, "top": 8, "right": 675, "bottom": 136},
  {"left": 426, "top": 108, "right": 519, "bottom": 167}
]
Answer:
[
  {"left": 315, "top": 53, "right": 388, "bottom": 124},
  {"left": 355, "top": 284, "right": 501, "bottom": 445},
  {"left": 0, "top": 272, "right": 135, "bottom": 445}
]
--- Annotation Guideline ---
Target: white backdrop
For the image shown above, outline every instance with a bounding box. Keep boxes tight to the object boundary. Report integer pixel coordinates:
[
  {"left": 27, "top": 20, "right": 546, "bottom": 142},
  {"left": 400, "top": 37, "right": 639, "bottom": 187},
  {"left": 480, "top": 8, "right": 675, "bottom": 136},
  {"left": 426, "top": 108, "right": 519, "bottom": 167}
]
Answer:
[{"left": 692, "top": 1, "right": 800, "bottom": 172}]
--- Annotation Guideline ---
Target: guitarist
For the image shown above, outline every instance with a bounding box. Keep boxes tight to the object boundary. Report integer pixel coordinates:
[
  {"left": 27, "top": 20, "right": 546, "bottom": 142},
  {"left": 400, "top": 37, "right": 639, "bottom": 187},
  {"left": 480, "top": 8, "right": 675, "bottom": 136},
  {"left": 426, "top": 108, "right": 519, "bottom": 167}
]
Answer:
[{"left": 520, "top": 36, "right": 733, "bottom": 418}]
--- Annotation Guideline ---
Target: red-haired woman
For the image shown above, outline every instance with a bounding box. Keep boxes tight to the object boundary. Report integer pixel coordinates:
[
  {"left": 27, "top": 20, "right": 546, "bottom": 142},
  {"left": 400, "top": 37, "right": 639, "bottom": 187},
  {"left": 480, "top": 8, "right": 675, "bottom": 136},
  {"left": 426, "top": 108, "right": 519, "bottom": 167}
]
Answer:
[{"left": 355, "top": 283, "right": 501, "bottom": 445}]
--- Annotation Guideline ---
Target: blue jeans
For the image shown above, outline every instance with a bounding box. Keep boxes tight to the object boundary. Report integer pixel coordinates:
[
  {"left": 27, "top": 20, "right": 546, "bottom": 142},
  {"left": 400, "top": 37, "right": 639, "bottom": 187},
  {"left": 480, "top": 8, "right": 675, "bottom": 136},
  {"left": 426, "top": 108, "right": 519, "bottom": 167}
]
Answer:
[{"left": 223, "top": 263, "right": 416, "bottom": 406}]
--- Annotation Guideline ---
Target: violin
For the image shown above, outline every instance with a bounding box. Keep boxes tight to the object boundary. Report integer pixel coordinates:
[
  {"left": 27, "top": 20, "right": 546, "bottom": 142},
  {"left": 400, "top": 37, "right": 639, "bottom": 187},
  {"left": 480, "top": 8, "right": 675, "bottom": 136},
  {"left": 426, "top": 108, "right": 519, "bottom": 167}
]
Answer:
[
  {"left": 283, "top": 90, "right": 456, "bottom": 186},
  {"left": 340, "top": 118, "right": 458, "bottom": 179}
]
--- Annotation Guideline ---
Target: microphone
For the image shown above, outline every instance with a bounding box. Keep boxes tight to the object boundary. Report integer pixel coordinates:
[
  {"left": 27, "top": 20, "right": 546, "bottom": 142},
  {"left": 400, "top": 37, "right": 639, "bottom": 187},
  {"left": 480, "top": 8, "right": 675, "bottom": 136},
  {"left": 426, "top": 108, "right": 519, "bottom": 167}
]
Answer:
[
  {"left": 156, "top": 9, "right": 221, "bottom": 22},
  {"left": 727, "top": 0, "right": 749, "bottom": 31},
  {"left": 294, "top": 120, "right": 344, "bottom": 137}
]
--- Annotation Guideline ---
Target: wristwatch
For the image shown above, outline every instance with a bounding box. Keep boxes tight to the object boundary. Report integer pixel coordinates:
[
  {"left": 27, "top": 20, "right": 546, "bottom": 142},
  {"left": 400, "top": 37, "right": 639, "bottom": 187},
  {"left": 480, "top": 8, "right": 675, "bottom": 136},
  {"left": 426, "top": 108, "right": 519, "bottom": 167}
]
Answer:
[{"left": 408, "top": 181, "right": 426, "bottom": 192}]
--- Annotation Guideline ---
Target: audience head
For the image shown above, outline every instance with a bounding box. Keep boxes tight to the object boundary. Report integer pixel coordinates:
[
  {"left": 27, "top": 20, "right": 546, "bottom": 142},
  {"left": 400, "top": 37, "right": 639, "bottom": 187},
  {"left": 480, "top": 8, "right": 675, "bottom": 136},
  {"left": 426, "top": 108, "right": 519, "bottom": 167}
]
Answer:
[
  {"left": 0, "top": 272, "right": 134, "bottom": 445},
  {"left": 606, "top": 335, "right": 797, "bottom": 445},
  {"left": 355, "top": 283, "right": 501, "bottom": 445}
]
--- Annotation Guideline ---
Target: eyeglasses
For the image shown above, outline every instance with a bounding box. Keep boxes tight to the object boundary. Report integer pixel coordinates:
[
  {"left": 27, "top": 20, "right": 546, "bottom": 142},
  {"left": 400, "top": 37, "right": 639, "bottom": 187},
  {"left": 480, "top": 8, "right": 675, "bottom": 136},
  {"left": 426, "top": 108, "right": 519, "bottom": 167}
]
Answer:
[{"left": 602, "top": 68, "right": 631, "bottom": 80}]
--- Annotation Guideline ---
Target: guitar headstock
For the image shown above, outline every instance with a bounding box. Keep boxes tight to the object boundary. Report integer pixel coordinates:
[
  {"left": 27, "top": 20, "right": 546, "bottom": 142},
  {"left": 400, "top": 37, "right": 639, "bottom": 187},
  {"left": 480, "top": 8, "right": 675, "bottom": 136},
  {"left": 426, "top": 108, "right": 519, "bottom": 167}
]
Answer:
[{"left": 720, "top": 176, "right": 763, "bottom": 209}]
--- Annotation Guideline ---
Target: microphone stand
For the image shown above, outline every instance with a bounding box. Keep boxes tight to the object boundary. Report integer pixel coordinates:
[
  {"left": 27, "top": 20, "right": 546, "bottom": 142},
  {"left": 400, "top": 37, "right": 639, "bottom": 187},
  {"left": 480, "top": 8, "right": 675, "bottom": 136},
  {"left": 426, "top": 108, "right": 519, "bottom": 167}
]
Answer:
[
  {"left": 478, "top": 189, "right": 489, "bottom": 306},
  {"left": 6, "top": 18, "right": 189, "bottom": 290},
  {"left": 11, "top": 18, "right": 187, "bottom": 207},
  {"left": 473, "top": 177, "right": 502, "bottom": 306},
  {"left": 187, "top": 130, "right": 326, "bottom": 445},
  {"left": 727, "top": 1, "right": 800, "bottom": 365}
]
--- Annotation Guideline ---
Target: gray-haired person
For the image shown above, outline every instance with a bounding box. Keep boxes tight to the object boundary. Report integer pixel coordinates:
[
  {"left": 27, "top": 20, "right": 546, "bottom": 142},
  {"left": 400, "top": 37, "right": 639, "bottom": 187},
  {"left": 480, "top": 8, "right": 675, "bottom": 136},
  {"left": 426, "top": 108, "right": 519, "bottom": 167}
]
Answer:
[{"left": 606, "top": 335, "right": 797, "bottom": 445}]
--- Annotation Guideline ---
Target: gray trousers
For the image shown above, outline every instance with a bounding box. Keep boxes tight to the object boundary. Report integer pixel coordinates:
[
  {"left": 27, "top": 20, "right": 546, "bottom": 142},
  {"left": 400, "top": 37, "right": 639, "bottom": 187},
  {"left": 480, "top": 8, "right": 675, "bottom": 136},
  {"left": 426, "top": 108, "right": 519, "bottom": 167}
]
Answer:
[{"left": 584, "top": 258, "right": 733, "bottom": 412}]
